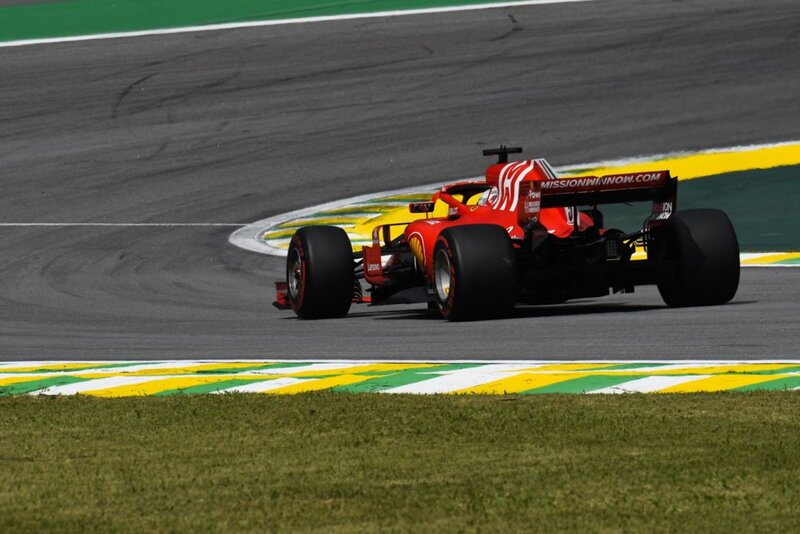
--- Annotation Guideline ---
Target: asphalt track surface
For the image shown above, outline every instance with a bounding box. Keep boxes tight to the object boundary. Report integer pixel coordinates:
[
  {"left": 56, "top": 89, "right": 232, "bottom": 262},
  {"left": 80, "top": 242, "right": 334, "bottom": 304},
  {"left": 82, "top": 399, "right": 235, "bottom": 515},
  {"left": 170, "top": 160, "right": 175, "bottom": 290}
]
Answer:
[{"left": 1, "top": 0, "right": 799, "bottom": 361}]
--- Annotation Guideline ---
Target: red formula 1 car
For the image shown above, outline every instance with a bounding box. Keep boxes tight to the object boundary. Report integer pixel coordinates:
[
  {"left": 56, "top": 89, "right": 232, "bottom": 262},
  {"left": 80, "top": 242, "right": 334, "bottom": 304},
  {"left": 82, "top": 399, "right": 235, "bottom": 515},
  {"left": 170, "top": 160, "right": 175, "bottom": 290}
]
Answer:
[{"left": 275, "top": 146, "right": 740, "bottom": 321}]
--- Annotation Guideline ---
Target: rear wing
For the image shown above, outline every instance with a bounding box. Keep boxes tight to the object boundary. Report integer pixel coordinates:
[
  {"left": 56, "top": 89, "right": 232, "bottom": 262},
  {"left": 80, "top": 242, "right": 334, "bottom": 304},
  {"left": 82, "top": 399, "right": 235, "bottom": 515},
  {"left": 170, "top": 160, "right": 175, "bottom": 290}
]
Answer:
[
  {"left": 518, "top": 169, "right": 677, "bottom": 229},
  {"left": 540, "top": 170, "right": 676, "bottom": 208},
  {"left": 484, "top": 156, "right": 677, "bottom": 229}
]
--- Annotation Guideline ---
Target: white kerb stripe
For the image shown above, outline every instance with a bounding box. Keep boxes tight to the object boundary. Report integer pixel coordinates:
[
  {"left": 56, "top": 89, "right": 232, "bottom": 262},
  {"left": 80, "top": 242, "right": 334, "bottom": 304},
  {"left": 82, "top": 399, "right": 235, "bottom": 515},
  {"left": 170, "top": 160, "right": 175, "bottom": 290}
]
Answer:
[
  {"left": 244, "top": 363, "right": 369, "bottom": 375},
  {"left": 212, "top": 377, "right": 309, "bottom": 393},
  {"left": 103, "top": 361, "right": 209, "bottom": 373},
  {"left": 590, "top": 375, "right": 712, "bottom": 394},
  {"left": 30, "top": 376, "right": 162, "bottom": 395},
  {"left": 384, "top": 364, "right": 534, "bottom": 394}
]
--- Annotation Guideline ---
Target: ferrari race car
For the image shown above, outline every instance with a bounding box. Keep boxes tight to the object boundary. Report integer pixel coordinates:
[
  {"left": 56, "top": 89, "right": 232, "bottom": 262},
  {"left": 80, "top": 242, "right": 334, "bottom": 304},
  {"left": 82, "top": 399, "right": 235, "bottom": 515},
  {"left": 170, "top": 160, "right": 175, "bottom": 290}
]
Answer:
[{"left": 274, "top": 146, "right": 740, "bottom": 321}]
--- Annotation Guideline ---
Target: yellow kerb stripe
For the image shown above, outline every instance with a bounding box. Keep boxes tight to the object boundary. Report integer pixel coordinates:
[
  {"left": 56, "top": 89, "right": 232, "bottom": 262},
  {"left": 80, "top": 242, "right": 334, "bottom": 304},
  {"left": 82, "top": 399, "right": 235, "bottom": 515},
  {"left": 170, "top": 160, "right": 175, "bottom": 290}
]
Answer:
[
  {"left": 85, "top": 376, "right": 238, "bottom": 397},
  {"left": 274, "top": 363, "right": 435, "bottom": 378},
  {"left": 458, "top": 372, "right": 589, "bottom": 394},
  {"left": 577, "top": 143, "right": 800, "bottom": 181},
  {"left": 649, "top": 364, "right": 799, "bottom": 375},
  {"left": 659, "top": 374, "right": 786, "bottom": 393},
  {"left": 267, "top": 374, "right": 375, "bottom": 394},
  {"left": 0, "top": 375, "right": 59, "bottom": 387}
]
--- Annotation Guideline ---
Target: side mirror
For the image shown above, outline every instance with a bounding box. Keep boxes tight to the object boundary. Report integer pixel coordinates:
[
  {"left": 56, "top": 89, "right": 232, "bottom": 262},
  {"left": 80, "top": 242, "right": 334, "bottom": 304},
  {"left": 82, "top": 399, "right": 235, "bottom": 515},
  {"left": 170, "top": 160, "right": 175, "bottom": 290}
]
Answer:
[{"left": 409, "top": 202, "right": 435, "bottom": 214}]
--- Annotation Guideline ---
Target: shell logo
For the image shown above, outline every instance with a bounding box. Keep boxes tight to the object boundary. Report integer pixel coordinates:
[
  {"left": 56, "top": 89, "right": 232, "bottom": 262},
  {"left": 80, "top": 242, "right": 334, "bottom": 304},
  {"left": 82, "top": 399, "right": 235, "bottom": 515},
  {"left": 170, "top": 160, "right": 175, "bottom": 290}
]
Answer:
[{"left": 409, "top": 234, "right": 425, "bottom": 268}]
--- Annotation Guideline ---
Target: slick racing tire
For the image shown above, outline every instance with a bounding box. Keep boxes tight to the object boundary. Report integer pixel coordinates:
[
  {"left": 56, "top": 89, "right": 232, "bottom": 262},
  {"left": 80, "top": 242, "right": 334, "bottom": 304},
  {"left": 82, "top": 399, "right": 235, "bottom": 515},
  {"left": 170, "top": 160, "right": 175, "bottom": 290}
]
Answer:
[
  {"left": 286, "top": 226, "right": 354, "bottom": 319},
  {"left": 656, "top": 209, "right": 740, "bottom": 307},
  {"left": 433, "top": 225, "right": 516, "bottom": 321}
]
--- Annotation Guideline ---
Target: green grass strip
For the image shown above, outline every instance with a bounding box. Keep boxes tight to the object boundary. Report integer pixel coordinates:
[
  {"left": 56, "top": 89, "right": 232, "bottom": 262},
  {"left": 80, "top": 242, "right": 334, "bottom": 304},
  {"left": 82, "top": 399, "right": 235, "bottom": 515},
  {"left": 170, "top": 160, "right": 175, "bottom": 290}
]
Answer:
[
  {"left": 332, "top": 363, "right": 481, "bottom": 393},
  {"left": 3, "top": 393, "right": 800, "bottom": 532},
  {"left": 0, "top": 376, "right": 87, "bottom": 396},
  {"left": 522, "top": 374, "right": 647, "bottom": 394}
]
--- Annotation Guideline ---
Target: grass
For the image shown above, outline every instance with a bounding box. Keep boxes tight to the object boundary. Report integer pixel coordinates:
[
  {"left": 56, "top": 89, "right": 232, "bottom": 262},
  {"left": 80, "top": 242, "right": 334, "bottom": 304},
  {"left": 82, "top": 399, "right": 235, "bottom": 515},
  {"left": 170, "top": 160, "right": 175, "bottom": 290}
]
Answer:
[{"left": 1, "top": 393, "right": 800, "bottom": 532}]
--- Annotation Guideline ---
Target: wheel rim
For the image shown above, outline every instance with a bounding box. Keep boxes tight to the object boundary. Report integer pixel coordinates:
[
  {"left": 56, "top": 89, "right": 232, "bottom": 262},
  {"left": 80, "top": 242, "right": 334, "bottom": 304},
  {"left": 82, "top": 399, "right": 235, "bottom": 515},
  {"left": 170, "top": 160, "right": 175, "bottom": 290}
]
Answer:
[
  {"left": 434, "top": 248, "right": 452, "bottom": 303},
  {"left": 288, "top": 248, "right": 303, "bottom": 300}
]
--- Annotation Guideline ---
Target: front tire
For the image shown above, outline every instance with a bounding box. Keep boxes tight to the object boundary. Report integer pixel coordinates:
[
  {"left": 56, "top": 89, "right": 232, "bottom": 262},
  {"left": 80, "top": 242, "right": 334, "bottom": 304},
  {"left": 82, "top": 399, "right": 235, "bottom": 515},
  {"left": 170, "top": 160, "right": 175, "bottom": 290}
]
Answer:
[
  {"left": 286, "top": 226, "right": 354, "bottom": 319},
  {"left": 656, "top": 209, "right": 740, "bottom": 307},
  {"left": 433, "top": 225, "right": 516, "bottom": 321}
]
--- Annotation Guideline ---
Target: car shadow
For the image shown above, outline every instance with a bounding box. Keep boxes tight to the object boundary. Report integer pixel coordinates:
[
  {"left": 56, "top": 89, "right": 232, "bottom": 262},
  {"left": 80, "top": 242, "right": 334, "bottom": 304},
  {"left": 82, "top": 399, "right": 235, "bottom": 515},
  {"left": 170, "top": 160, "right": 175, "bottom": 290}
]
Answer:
[{"left": 366, "top": 299, "right": 758, "bottom": 321}]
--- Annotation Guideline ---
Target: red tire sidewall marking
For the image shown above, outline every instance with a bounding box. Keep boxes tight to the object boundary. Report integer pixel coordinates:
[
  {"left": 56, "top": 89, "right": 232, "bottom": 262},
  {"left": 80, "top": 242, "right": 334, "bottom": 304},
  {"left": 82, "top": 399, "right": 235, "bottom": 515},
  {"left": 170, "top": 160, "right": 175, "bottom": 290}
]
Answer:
[
  {"left": 436, "top": 237, "right": 456, "bottom": 320},
  {"left": 290, "top": 234, "right": 307, "bottom": 312}
]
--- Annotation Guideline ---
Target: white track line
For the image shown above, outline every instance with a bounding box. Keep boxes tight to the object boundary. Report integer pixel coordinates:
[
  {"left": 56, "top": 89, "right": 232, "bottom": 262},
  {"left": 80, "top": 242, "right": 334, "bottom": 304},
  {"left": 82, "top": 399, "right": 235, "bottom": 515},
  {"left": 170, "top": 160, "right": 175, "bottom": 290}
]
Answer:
[{"left": 0, "top": 0, "right": 593, "bottom": 49}]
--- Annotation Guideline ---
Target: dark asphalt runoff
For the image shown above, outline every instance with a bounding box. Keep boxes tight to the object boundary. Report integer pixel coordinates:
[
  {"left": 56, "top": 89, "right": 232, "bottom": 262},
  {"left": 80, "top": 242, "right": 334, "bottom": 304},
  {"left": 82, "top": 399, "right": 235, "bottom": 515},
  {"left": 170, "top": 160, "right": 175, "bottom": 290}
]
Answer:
[{"left": 1, "top": 0, "right": 799, "bottom": 360}]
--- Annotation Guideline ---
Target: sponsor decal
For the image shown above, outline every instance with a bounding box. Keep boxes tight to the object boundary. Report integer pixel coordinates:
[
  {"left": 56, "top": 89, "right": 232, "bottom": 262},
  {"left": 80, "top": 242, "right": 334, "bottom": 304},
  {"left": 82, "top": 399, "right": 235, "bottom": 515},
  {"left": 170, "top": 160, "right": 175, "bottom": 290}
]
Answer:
[
  {"left": 541, "top": 172, "right": 665, "bottom": 190},
  {"left": 655, "top": 201, "right": 674, "bottom": 220},
  {"left": 521, "top": 186, "right": 541, "bottom": 223},
  {"left": 523, "top": 200, "right": 541, "bottom": 212}
]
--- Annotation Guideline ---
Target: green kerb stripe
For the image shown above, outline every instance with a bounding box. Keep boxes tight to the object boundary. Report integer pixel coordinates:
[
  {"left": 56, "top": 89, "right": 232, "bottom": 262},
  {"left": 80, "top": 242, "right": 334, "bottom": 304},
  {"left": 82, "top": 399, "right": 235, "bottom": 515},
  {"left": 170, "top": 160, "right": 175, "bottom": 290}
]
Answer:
[
  {"left": 0, "top": 0, "right": 543, "bottom": 43},
  {"left": 0, "top": 376, "right": 88, "bottom": 396},
  {"left": 733, "top": 376, "right": 800, "bottom": 392},
  {"left": 522, "top": 375, "right": 647, "bottom": 394},
  {"left": 736, "top": 366, "right": 800, "bottom": 375}
]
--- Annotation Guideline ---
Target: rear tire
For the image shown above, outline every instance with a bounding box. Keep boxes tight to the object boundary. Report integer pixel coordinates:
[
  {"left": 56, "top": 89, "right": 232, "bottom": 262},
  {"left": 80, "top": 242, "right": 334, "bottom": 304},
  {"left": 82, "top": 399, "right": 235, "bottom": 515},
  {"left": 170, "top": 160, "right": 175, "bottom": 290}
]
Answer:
[
  {"left": 656, "top": 209, "right": 740, "bottom": 307},
  {"left": 286, "top": 226, "right": 354, "bottom": 319},
  {"left": 433, "top": 225, "right": 516, "bottom": 321}
]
